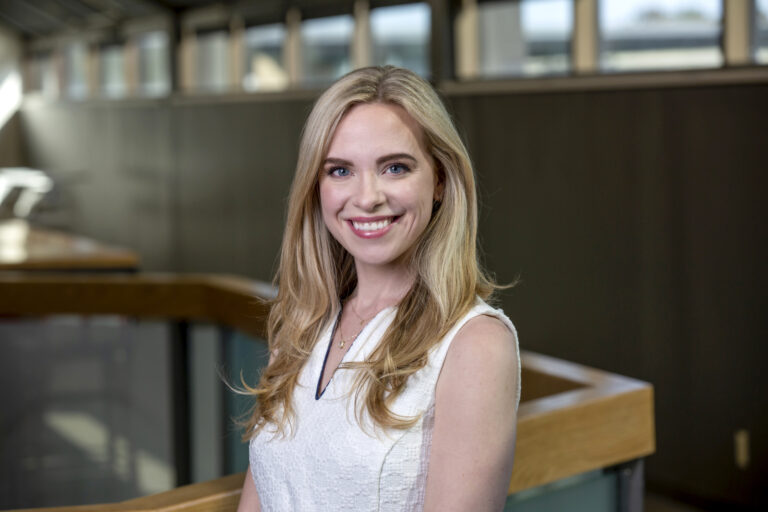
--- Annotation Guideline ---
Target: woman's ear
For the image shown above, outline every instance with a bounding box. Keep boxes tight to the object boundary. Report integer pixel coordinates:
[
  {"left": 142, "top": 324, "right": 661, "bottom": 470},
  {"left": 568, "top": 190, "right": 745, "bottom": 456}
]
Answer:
[{"left": 434, "top": 166, "right": 445, "bottom": 202}]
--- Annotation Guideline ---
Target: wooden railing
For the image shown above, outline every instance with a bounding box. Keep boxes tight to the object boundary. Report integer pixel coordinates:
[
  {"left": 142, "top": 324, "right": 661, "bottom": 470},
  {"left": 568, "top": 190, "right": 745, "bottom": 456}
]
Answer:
[{"left": 0, "top": 273, "right": 655, "bottom": 511}]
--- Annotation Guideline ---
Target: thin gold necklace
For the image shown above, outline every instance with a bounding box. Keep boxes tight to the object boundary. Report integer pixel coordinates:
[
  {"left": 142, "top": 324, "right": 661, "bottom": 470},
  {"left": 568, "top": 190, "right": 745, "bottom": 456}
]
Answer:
[{"left": 338, "top": 302, "right": 376, "bottom": 349}]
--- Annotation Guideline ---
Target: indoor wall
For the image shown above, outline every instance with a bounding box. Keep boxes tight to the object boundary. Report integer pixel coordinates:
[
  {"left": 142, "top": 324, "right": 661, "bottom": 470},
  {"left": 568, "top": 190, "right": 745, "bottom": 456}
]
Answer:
[{"left": 13, "top": 80, "right": 768, "bottom": 508}]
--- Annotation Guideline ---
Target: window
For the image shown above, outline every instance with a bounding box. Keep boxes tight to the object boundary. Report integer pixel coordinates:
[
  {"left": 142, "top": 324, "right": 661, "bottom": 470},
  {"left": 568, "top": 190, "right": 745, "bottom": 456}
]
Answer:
[
  {"left": 65, "top": 42, "right": 88, "bottom": 99},
  {"left": 371, "top": 3, "right": 431, "bottom": 78},
  {"left": 756, "top": 0, "right": 768, "bottom": 63},
  {"left": 28, "top": 53, "right": 58, "bottom": 96},
  {"left": 301, "top": 15, "right": 354, "bottom": 86},
  {"left": 100, "top": 44, "right": 127, "bottom": 98},
  {"left": 137, "top": 31, "right": 170, "bottom": 96},
  {"left": 478, "top": 0, "right": 572, "bottom": 77},
  {"left": 196, "top": 30, "right": 230, "bottom": 93},
  {"left": 243, "top": 23, "right": 288, "bottom": 91},
  {"left": 600, "top": 0, "right": 723, "bottom": 72}
]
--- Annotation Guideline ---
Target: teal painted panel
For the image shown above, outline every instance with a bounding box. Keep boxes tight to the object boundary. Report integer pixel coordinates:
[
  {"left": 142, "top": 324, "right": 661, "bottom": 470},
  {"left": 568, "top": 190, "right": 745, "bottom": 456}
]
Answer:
[
  {"left": 505, "top": 470, "right": 617, "bottom": 512},
  {"left": 223, "top": 330, "right": 270, "bottom": 474}
]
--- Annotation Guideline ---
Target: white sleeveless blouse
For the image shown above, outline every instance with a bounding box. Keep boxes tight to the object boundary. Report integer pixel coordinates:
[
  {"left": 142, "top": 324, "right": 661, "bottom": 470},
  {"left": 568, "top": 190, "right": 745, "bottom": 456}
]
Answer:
[{"left": 249, "top": 298, "right": 520, "bottom": 511}]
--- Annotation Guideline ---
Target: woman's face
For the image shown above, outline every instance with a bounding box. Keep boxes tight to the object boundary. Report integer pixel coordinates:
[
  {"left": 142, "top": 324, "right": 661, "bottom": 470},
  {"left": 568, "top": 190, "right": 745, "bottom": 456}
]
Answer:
[{"left": 319, "top": 102, "right": 441, "bottom": 272}]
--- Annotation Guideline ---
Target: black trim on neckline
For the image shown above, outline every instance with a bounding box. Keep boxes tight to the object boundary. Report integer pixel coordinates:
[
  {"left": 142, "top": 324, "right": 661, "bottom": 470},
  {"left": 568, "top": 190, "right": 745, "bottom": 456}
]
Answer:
[{"left": 315, "top": 308, "right": 343, "bottom": 400}]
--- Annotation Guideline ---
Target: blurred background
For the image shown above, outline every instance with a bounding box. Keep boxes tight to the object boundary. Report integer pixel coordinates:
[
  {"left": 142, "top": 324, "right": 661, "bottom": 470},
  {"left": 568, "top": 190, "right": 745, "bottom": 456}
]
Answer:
[{"left": 0, "top": 0, "right": 766, "bottom": 510}]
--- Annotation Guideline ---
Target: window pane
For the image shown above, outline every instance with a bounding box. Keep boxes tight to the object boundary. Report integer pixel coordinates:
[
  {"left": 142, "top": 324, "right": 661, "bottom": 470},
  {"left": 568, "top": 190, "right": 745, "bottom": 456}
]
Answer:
[
  {"left": 301, "top": 15, "right": 353, "bottom": 86},
  {"left": 28, "top": 53, "right": 58, "bottom": 96},
  {"left": 244, "top": 23, "right": 288, "bottom": 91},
  {"left": 600, "top": 0, "right": 723, "bottom": 72},
  {"left": 100, "top": 45, "right": 127, "bottom": 98},
  {"left": 138, "top": 31, "right": 170, "bottom": 96},
  {"left": 196, "top": 30, "right": 230, "bottom": 93},
  {"left": 65, "top": 42, "right": 88, "bottom": 99},
  {"left": 371, "top": 3, "right": 431, "bottom": 78},
  {"left": 756, "top": 0, "right": 768, "bottom": 63},
  {"left": 478, "top": 0, "right": 572, "bottom": 78}
]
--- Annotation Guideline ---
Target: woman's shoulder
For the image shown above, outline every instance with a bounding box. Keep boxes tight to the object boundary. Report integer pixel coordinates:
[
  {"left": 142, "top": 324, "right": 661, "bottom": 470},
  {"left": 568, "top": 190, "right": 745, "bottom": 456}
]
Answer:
[
  {"left": 440, "top": 299, "right": 521, "bottom": 406},
  {"left": 445, "top": 298, "right": 517, "bottom": 348},
  {"left": 451, "top": 307, "right": 518, "bottom": 375}
]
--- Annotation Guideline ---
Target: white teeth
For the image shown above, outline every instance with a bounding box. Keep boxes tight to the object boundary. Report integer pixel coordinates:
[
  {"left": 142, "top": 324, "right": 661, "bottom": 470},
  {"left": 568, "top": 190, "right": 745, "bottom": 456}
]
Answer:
[{"left": 352, "top": 219, "right": 392, "bottom": 231}]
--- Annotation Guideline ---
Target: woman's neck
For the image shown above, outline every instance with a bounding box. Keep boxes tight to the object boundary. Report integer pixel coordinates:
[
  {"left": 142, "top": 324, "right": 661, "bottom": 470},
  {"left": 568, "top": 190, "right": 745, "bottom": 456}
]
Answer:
[{"left": 349, "top": 261, "right": 414, "bottom": 316}]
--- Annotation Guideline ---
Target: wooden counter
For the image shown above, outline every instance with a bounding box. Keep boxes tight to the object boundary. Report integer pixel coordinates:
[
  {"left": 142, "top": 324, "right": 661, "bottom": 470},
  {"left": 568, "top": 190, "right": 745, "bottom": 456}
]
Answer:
[
  {"left": 0, "top": 273, "right": 655, "bottom": 512},
  {"left": 0, "top": 219, "right": 139, "bottom": 271}
]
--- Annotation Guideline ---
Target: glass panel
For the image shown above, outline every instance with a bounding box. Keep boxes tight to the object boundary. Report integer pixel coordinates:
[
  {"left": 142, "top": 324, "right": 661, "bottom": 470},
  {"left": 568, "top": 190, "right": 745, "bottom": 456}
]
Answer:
[
  {"left": 196, "top": 30, "right": 230, "bottom": 93},
  {"left": 478, "top": 0, "right": 572, "bottom": 77},
  {"left": 221, "top": 330, "right": 269, "bottom": 475},
  {"left": 243, "top": 23, "right": 288, "bottom": 91},
  {"left": 301, "top": 15, "right": 354, "bottom": 86},
  {"left": 371, "top": 3, "right": 431, "bottom": 78},
  {"left": 65, "top": 42, "right": 88, "bottom": 99},
  {"left": 100, "top": 45, "right": 127, "bottom": 98},
  {"left": 757, "top": 0, "right": 768, "bottom": 63},
  {"left": 0, "top": 316, "right": 174, "bottom": 507},
  {"left": 137, "top": 31, "right": 170, "bottom": 96},
  {"left": 600, "top": 0, "right": 723, "bottom": 72}
]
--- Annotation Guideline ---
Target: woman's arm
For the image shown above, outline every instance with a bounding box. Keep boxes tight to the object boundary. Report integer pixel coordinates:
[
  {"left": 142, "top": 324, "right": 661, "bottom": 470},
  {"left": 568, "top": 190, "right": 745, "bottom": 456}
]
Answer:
[
  {"left": 423, "top": 315, "right": 519, "bottom": 512},
  {"left": 237, "top": 465, "right": 262, "bottom": 512}
]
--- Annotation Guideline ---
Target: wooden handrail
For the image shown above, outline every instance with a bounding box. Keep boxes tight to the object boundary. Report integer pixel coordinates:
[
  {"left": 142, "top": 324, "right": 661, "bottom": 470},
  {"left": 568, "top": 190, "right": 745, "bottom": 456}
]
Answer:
[
  {"left": 8, "top": 473, "right": 244, "bottom": 512},
  {"left": 0, "top": 273, "right": 273, "bottom": 340},
  {"left": 0, "top": 273, "right": 655, "bottom": 511}
]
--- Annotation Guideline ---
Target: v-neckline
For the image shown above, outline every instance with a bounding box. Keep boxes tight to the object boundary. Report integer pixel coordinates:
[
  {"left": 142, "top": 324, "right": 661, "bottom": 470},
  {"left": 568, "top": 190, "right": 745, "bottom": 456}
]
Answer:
[
  {"left": 315, "top": 309, "right": 343, "bottom": 400},
  {"left": 314, "top": 306, "right": 393, "bottom": 400}
]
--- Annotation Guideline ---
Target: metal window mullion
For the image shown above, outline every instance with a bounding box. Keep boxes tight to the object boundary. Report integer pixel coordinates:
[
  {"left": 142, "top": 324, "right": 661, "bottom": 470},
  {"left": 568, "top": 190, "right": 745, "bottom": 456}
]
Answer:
[
  {"left": 455, "top": 0, "right": 479, "bottom": 80},
  {"left": 285, "top": 7, "right": 302, "bottom": 86},
  {"left": 353, "top": 0, "right": 372, "bottom": 69},
  {"left": 87, "top": 43, "right": 99, "bottom": 97},
  {"left": 54, "top": 47, "right": 65, "bottom": 97},
  {"left": 179, "top": 27, "right": 196, "bottom": 92},
  {"left": 430, "top": 0, "right": 454, "bottom": 82},
  {"left": 125, "top": 38, "right": 139, "bottom": 96},
  {"left": 572, "top": 0, "right": 598, "bottom": 74},
  {"left": 724, "top": 0, "right": 752, "bottom": 65},
  {"left": 230, "top": 16, "right": 245, "bottom": 91}
]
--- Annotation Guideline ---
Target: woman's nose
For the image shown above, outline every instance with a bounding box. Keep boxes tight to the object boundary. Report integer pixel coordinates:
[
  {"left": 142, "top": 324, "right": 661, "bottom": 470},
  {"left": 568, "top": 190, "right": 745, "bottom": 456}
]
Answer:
[{"left": 353, "top": 174, "right": 385, "bottom": 210}]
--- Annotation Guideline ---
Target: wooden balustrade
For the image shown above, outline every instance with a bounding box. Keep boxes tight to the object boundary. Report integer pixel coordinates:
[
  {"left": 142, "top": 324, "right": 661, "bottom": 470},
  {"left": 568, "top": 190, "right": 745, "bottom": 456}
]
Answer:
[{"left": 0, "top": 273, "right": 655, "bottom": 511}]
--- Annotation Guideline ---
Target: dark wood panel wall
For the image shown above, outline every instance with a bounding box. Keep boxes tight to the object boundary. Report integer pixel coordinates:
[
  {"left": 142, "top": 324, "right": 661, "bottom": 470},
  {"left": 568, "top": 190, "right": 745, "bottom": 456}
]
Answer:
[
  {"left": 12, "top": 83, "right": 768, "bottom": 507},
  {"left": 452, "top": 84, "right": 767, "bottom": 508}
]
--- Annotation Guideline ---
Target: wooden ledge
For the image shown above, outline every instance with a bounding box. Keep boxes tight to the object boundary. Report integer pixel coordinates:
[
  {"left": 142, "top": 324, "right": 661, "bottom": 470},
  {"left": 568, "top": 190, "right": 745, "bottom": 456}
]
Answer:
[
  {"left": 510, "top": 351, "right": 655, "bottom": 493},
  {"left": 0, "top": 220, "right": 140, "bottom": 270},
  {"left": 6, "top": 472, "right": 245, "bottom": 512},
  {"left": 0, "top": 273, "right": 273, "bottom": 340}
]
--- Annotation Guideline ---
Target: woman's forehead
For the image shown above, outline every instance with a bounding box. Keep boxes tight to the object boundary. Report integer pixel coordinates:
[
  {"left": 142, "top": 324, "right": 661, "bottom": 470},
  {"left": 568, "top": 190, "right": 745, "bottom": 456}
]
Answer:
[{"left": 325, "top": 102, "right": 428, "bottom": 160}]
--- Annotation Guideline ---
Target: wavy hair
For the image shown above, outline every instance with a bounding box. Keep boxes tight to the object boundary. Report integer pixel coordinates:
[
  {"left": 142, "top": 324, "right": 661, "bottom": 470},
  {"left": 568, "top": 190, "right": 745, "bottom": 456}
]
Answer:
[{"left": 243, "top": 66, "right": 497, "bottom": 438}]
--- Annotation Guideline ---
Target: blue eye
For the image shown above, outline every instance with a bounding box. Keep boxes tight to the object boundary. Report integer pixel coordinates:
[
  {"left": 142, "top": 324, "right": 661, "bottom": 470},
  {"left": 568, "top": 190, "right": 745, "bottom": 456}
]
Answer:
[
  {"left": 386, "top": 163, "right": 409, "bottom": 175},
  {"left": 329, "top": 167, "right": 350, "bottom": 177}
]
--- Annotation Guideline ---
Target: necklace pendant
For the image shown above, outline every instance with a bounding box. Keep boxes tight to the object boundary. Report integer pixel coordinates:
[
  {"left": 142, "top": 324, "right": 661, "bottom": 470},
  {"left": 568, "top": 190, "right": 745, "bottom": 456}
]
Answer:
[{"left": 339, "top": 339, "right": 345, "bottom": 349}]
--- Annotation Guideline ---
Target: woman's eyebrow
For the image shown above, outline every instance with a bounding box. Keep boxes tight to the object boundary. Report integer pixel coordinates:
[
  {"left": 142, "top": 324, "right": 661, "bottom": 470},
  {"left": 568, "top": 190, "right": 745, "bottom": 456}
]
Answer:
[
  {"left": 324, "top": 153, "right": 417, "bottom": 167},
  {"left": 376, "top": 153, "right": 417, "bottom": 165},
  {"left": 323, "top": 157, "right": 354, "bottom": 167}
]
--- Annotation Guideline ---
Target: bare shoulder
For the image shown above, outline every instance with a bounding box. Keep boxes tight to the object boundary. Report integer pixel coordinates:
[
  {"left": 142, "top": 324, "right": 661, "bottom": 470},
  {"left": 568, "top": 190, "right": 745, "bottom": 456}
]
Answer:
[
  {"left": 437, "top": 312, "right": 519, "bottom": 407},
  {"left": 448, "top": 313, "right": 519, "bottom": 371}
]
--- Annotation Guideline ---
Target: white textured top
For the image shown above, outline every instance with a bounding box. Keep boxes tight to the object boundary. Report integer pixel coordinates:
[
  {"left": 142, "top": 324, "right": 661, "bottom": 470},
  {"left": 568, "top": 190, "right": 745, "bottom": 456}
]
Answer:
[{"left": 249, "top": 298, "right": 519, "bottom": 511}]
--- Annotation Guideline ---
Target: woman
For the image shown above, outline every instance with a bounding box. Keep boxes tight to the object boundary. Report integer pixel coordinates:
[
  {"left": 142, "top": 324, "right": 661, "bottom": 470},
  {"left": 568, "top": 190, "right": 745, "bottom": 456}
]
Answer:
[{"left": 238, "top": 66, "right": 520, "bottom": 511}]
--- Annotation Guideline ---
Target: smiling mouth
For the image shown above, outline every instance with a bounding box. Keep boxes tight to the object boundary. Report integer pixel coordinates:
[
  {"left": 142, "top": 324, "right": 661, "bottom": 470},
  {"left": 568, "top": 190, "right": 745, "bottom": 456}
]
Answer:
[
  {"left": 352, "top": 218, "right": 393, "bottom": 231},
  {"left": 347, "top": 216, "right": 400, "bottom": 238}
]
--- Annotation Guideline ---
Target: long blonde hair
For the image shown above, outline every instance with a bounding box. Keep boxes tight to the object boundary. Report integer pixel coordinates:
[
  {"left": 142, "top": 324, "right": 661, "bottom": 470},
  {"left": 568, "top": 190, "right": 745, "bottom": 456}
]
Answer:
[{"left": 243, "top": 66, "right": 496, "bottom": 438}]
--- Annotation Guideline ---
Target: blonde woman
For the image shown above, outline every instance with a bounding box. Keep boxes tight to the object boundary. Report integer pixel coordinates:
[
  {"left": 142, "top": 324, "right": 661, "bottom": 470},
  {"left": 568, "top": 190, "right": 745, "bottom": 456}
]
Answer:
[{"left": 238, "top": 66, "right": 520, "bottom": 511}]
